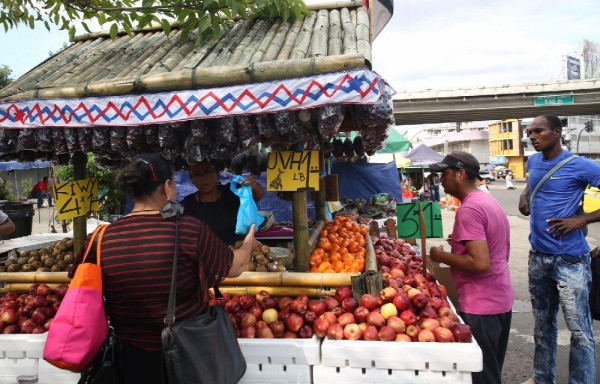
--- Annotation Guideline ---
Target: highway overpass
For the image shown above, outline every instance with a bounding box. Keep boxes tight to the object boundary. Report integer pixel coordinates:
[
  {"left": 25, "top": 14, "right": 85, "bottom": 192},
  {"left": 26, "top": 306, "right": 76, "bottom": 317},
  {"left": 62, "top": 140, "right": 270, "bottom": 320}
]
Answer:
[{"left": 393, "top": 79, "right": 600, "bottom": 125}]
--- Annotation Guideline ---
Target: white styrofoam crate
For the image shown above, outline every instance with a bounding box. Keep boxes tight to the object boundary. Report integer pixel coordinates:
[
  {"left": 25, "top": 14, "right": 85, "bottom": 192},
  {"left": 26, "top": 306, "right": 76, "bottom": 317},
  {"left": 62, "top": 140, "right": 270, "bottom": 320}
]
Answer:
[
  {"left": 37, "top": 359, "right": 80, "bottom": 384},
  {"left": 240, "top": 363, "right": 312, "bottom": 384},
  {"left": 0, "top": 333, "right": 46, "bottom": 382},
  {"left": 238, "top": 336, "right": 321, "bottom": 365},
  {"left": 320, "top": 337, "right": 481, "bottom": 372},
  {"left": 313, "top": 364, "right": 472, "bottom": 384}
]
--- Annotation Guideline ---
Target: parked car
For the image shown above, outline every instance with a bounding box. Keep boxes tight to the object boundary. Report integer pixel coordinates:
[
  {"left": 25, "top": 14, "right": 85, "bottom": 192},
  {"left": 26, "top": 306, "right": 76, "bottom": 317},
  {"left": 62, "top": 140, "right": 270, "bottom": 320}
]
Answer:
[{"left": 478, "top": 171, "right": 495, "bottom": 183}]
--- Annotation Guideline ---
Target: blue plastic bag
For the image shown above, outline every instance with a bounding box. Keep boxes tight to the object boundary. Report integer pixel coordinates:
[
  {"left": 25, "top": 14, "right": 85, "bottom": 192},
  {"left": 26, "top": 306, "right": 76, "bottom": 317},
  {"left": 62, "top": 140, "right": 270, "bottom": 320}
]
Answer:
[{"left": 230, "top": 175, "right": 265, "bottom": 235}]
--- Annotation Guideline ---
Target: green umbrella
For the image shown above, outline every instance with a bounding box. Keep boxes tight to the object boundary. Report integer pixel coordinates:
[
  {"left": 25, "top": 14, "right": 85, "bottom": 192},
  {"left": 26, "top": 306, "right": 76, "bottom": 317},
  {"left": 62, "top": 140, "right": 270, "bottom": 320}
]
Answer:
[{"left": 343, "top": 128, "right": 410, "bottom": 154}]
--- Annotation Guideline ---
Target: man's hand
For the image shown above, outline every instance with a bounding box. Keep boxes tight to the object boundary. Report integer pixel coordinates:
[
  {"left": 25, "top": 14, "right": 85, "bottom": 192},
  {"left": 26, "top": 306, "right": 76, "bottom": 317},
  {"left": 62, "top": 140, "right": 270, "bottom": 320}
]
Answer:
[
  {"left": 519, "top": 192, "right": 530, "bottom": 216},
  {"left": 429, "top": 245, "right": 445, "bottom": 263},
  {"left": 591, "top": 246, "right": 599, "bottom": 259},
  {"left": 546, "top": 216, "right": 587, "bottom": 238}
]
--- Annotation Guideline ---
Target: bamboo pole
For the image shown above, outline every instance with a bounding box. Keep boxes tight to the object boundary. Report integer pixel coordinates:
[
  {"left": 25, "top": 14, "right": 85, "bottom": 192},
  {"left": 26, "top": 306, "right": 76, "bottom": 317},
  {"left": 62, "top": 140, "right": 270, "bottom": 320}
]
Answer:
[
  {"left": 290, "top": 12, "right": 317, "bottom": 59},
  {"left": 419, "top": 201, "right": 427, "bottom": 275},
  {"left": 340, "top": 8, "right": 357, "bottom": 55},
  {"left": 114, "top": 32, "right": 168, "bottom": 78},
  {"left": 315, "top": 147, "right": 327, "bottom": 222},
  {"left": 355, "top": 6, "right": 372, "bottom": 63},
  {"left": 308, "top": 220, "right": 325, "bottom": 253},
  {"left": 310, "top": 9, "right": 330, "bottom": 58},
  {"left": 0, "top": 283, "right": 63, "bottom": 294},
  {"left": 292, "top": 191, "right": 309, "bottom": 272},
  {"left": 217, "top": 286, "right": 336, "bottom": 298},
  {"left": 228, "top": 20, "right": 267, "bottom": 65},
  {"left": 1, "top": 53, "right": 367, "bottom": 101},
  {"left": 221, "top": 270, "right": 357, "bottom": 287},
  {"left": 0, "top": 272, "right": 70, "bottom": 283},
  {"left": 365, "top": 232, "right": 378, "bottom": 272},
  {"left": 213, "top": 20, "right": 256, "bottom": 66},
  {"left": 200, "top": 21, "right": 246, "bottom": 67},
  {"left": 250, "top": 21, "right": 282, "bottom": 63},
  {"left": 173, "top": 33, "right": 222, "bottom": 71},
  {"left": 88, "top": 33, "right": 147, "bottom": 81},
  {"left": 328, "top": 9, "right": 342, "bottom": 56},
  {"left": 72, "top": 151, "right": 87, "bottom": 257}
]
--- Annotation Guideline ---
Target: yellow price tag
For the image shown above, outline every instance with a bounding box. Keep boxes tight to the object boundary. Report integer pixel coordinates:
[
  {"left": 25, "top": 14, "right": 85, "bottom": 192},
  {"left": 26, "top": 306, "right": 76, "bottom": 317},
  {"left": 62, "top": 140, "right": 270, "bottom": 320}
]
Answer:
[
  {"left": 53, "top": 178, "right": 100, "bottom": 221},
  {"left": 266, "top": 151, "right": 320, "bottom": 192}
]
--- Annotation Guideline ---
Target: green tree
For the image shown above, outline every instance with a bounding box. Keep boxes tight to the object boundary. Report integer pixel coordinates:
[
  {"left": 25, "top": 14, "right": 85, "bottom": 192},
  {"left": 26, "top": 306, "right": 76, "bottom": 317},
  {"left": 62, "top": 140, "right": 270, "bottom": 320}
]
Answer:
[
  {"left": 55, "top": 153, "right": 126, "bottom": 221},
  {"left": 0, "top": 0, "right": 307, "bottom": 44},
  {"left": 0, "top": 64, "right": 13, "bottom": 89}
]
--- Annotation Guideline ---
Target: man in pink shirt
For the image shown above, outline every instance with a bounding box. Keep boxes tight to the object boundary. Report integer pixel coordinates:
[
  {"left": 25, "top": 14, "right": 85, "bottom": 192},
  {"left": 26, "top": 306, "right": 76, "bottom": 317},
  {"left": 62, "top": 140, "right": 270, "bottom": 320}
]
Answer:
[{"left": 429, "top": 151, "right": 513, "bottom": 384}]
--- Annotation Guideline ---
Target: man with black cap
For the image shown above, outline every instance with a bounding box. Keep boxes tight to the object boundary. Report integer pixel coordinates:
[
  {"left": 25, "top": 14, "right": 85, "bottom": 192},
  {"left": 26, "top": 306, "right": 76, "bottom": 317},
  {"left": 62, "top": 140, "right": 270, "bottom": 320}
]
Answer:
[{"left": 428, "top": 151, "right": 513, "bottom": 384}]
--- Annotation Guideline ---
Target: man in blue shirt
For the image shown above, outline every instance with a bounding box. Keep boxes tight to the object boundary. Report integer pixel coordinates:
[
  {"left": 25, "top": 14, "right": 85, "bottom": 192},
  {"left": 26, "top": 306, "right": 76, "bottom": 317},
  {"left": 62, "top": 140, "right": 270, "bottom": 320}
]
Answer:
[{"left": 519, "top": 114, "right": 600, "bottom": 384}]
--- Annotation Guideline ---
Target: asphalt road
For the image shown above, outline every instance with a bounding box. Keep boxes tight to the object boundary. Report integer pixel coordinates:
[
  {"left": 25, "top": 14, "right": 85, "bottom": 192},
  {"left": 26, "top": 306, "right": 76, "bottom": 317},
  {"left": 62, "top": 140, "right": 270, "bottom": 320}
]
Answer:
[{"left": 431, "top": 180, "right": 600, "bottom": 384}]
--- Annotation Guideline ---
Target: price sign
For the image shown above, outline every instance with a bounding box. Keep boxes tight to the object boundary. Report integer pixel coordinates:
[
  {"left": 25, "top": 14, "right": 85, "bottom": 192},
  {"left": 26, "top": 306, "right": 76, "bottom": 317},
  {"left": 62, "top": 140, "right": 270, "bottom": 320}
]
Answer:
[
  {"left": 266, "top": 151, "right": 320, "bottom": 192},
  {"left": 53, "top": 178, "right": 100, "bottom": 221},
  {"left": 396, "top": 202, "right": 443, "bottom": 239}
]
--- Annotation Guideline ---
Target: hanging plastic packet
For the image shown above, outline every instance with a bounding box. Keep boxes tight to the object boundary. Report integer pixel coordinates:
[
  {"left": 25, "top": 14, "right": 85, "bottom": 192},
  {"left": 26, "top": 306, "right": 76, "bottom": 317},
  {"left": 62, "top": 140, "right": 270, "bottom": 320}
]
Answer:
[{"left": 230, "top": 175, "right": 264, "bottom": 235}]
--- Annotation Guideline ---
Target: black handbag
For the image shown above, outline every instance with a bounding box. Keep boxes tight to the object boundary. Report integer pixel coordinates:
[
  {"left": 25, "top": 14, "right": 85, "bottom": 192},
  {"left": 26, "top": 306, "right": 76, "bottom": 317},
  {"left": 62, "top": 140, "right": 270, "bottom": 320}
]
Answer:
[
  {"left": 591, "top": 256, "right": 600, "bottom": 321},
  {"left": 161, "top": 211, "right": 247, "bottom": 384},
  {"left": 78, "top": 327, "right": 121, "bottom": 384}
]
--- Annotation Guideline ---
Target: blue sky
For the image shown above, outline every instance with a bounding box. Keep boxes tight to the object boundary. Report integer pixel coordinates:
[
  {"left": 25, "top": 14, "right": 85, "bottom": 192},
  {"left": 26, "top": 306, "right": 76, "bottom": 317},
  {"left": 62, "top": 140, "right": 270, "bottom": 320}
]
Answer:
[{"left": 1, "top": 0, "right": 599, "bottom": 92}]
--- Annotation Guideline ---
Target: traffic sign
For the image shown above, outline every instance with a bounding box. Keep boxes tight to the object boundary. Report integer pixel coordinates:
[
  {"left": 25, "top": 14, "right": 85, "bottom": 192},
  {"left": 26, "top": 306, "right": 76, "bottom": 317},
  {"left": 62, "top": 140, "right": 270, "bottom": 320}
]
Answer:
[{"left": 534, "top": 94, "right": 574, "bottom": 106}]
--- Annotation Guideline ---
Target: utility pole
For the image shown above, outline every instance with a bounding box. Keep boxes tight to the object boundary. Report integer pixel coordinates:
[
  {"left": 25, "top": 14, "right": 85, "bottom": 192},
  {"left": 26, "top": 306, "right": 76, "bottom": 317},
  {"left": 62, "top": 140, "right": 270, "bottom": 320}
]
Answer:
[{"left": 576, "top": 120, "right": 593, "bottom": 155}]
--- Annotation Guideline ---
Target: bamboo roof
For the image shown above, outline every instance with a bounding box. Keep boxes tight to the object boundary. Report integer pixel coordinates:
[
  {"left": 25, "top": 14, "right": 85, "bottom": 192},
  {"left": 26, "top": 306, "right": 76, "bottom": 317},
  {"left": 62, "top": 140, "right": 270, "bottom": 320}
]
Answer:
[{"left": 0, "top": 4, "right": 373, "bottom": 101}]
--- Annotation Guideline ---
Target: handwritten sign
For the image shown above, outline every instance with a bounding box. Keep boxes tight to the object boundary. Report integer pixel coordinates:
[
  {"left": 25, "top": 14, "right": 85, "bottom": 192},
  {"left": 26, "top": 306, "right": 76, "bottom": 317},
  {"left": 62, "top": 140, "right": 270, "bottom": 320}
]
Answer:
[
  {"left": 396, "top": 202, "right": 443, "bottom": 239},
  {"left": 53, "top": 178, "right": 100, "bottom": 220},
  {"left": 266, "top": 151, "right": 320, "bottom": 192}
]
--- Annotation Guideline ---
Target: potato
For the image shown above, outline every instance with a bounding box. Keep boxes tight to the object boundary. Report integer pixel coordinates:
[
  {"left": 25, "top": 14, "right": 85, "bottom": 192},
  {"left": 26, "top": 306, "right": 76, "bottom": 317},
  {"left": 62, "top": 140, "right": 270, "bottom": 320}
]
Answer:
[
  {"left": 21, "top": 264, "right": 33, "bottom": 272},
  {"left": 7, "top": 264, "right": 19, "bottom": 272},
  {"left": 255, "top": 264, "right": 267, "bottom": 272},
  {"left": 260, "top": 245, "right": 270, "bottom": 254}
]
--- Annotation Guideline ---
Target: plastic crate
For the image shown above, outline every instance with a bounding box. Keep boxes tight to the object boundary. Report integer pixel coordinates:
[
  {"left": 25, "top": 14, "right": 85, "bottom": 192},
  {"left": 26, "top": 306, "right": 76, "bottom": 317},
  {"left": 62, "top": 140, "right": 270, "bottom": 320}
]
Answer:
[
  {"left": 37, "top": 359, "right": 80, "bottom": 384},
  {"left": 320, "top": 337, "right": 481, "bottom": 372},
  {"left": 240, "top": 363, "right": 312, "bottom": 384},
  {"left": 0, "top": 333, "right": 46, "bottom": 383},
  {"left": 313, "top": 364, "right": 473, "bottom": 384},
  {"left": 238, "top": 336, "right": 321, "bottom": 365}
]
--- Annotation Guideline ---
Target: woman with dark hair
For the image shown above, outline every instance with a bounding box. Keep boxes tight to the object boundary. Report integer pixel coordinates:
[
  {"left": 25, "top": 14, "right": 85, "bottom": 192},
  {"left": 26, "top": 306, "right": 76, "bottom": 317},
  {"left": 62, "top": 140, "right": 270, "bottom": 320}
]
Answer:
[
  {"left": 72, "top": 154, "right": 254, "bottom": 384},
  {"left": 182, "top": 160, "right": 264, "bottom": 245}
]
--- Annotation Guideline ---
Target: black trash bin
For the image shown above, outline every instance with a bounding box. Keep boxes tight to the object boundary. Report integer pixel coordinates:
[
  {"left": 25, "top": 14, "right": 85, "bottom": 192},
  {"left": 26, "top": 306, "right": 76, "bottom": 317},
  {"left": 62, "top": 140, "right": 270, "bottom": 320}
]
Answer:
[{"left": 0, "top": 202, "right": 34, "bottom": 240}]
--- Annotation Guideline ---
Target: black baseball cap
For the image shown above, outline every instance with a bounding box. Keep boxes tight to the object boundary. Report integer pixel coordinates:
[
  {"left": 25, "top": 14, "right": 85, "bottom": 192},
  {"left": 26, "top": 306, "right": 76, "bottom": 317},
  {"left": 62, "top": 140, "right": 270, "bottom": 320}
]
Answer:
[{"left": 429, "top": 151, "right": 483, "bottom": 180}]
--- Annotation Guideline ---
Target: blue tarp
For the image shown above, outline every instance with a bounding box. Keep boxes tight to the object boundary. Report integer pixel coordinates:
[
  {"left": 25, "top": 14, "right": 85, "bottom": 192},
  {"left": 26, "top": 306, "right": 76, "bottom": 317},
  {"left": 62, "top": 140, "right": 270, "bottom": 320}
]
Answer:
[
  {"left": 0, "top": 161, "right": 50, "bottom": 171},
  {"left": 331, "top": 162, "right": 401, "bottom": 201}
]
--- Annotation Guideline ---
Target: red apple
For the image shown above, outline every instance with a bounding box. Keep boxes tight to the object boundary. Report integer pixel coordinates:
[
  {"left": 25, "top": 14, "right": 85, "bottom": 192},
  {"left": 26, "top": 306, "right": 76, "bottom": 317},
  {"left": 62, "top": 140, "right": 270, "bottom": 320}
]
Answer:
[
  {"left": 452, "top": 323, "right": 473, "bottom": 343},
  {"left": 1, "top": 301, "right": 17, "bottom": 310},
  {"left": 411, "top": 293, "right": 429, "bottom": 310},
  {"left": 3, "top": 293, "right": 17, "bottom": 302},
  {"left": 249, "top": 305, "right": 263, "bottom": 319},
  {"left": 417, "top": 329, "right": 435, "bottom": 342},
  {"left": 438, "top": 284, "right": 448, "bottom": 298},
  {"left": 0, "top": 309, "right": 18, "bottom": 324},
  {"left": 335, "top": 286, "right": 353, "bottom": 303},
  {"left": 278, "top": 308, "right": 291, "bottom": 322},
  {"left": 238, "top": 295, "right": 256, "bottom": 310},
  {"left": 269, "top": 321, "right": 285, "bottom": 338},
  {"left": 366, "top": 312, "right": 385, "bottom": 328},
  {"left": 433, "top": 326, "right": 455, "bottom": 342},
  {"left": 320, "top": 311, "right": 337, "bottom": 325},
  {"left": 256, "top": 326, "right": 275, "bottom": 338},
  {"left": 341, "top": 297, "right": 358, "bottom": 313},
  {"left": 429, "top": 297, "right": 443, "bottom": 311},
  {"left": 395, "top": 333, "right": 412, "bottom": 342},
  {"left": 313, "top": 318, "right": 330, "bottom": 338},
  {"left": 31, "top": 326, "right": 46, "bottom": 334},
  {"left": 240, "top": 313, "right": 257, "bottom": 329},
  {"left": 402, "top": 275, "right": 416, "bottom": 287},
  {"left": 28, "top": 284, "right": 40, "bottom": 295},
  {"left": 399, "top": 310, "right": 417, "bottom": 326},
  {"left": 343, "top": 324, "right": 363, "bottom": 340},
  {"left": 406, "top": 288, "right": 421, "bottom": 300},
  {"left": 285, "top": 313, "right": 305, "bottom": 332},
  {"left": 255, "top": 290, "right": 270, "bottom": 303},
  {"left": 380, "top": 287, "right": 396, "bottom": 302},
  {"left": 386, "top": 316, "right": 406, "bottom": 334},
  {"left": 337, "top": 313, "right": 356, "bottom": 328},
  {"left": 224, "top": 299, "right": 241, "bottom": 313},
  {"left": 390, "top": 269, "right": 405, "bottom": 279},
  {"left": 278, "top": 297, "right": 293, "bottom": 310},
  {"left": 3, "top": 324, "right": 19, "bottom": 334},
  {"left": 241, "top": 326, "right": 257, "bottom": 338},
  {"left": 297, "top": 295, "right": 310, "bottom": 306},
  {"left": 326, "top": 323, "right": 344, "bottom": 340},
  {"left": 298, "top": 324, "right": 313, "bottom": 339},
  {"left": 439, "top": 316, "right": 456, "bottom": 330},
  {"left": 353, "top": 306, "right": 370, "bottom": 323},
  {"left": 20, "top": 320, "right": 36, "bottom": 334},
  {"left": 43, "top": 318, "right": 53, "bottom": 331},
  {"left": 419, "top": 306, "right": 437, "bottom": 319},
  {"left": 36, "top": 284, "right": 51, "bottom": 297},
  {"left": 438, "top": 307, "right": 454, "bottom": 318},
  {"left": 392, "top": 292, "right": 411, "bottom": 312},
  {"left": 420, "top": 318, "right": 440, "bottom": 331},
  {"left": 358, "top": 323, "right": 368, "bottom": 333},
  {"left": 304, "top": 310, "right": 317, "bottom": 324},
  {"left": 378, "top": 326, "right": 396, "bottom": 341},
  {"left": 31, "top": 308, "right": 49, "bottom": 326},
  {"left": 308, "top": 300, "right": 326, "bottom": 316},
  {"left": 324, "top": 297, "right": 340, "bottom": 311},
  {"left": 261, "top": 297, "right": 277, "bottom": 310},
  {"left": 362, "top": 325, "right": 379, "bottom": 341},
  {"left": 289, "top": 299, "right": 306, "bottom": 315},
  {"left": 331, "top": 306, "right": 343, "bottom": 318},
  {"left": 359, "top": 294, "right": 379, "bottom": 311},
  {"left": 283, "top": 331, "right": 297, "bottom": 338}
]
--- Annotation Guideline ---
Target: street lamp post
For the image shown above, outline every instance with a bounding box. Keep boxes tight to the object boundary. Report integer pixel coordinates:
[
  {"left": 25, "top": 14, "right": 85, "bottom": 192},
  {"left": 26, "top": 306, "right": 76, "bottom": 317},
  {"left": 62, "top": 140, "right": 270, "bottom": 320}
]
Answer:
[{"left": 576, "top": 120, "right": 593, "bottom": 155}]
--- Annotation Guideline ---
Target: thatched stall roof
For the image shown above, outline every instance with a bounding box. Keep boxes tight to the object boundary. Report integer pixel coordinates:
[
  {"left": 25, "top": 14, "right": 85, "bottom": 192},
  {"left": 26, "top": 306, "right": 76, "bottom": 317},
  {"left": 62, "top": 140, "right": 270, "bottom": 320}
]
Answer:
[
  {"left": 0, "top": 2, "right": 394, "bottom": 170},
  {"left": 0, "top": 4, "right": 372, "bottom": 101}
]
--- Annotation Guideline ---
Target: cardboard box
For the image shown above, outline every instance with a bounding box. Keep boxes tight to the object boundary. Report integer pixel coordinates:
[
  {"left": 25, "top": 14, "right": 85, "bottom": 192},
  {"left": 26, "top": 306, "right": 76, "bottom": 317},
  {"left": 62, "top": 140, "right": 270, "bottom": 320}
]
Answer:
[{"left": 426, "top": 255, "right": 460, "bottom": 309}]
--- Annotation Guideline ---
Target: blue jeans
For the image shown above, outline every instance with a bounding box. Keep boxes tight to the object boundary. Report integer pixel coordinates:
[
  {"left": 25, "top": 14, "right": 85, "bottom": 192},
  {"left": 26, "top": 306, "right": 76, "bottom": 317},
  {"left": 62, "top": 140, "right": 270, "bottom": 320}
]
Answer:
[
  {"left": 35, "top": 191, "right": 52, "bottom": 207},
  {"left": 528, "top": 250, "right": 595, "bottom": 384}
]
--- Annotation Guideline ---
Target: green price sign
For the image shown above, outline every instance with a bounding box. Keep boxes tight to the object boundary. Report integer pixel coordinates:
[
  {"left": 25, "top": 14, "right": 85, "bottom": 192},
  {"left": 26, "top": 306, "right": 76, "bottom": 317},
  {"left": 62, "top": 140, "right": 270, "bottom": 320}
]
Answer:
[{"left": 396, "top": 202, "right": 443, "bottom": 239}]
